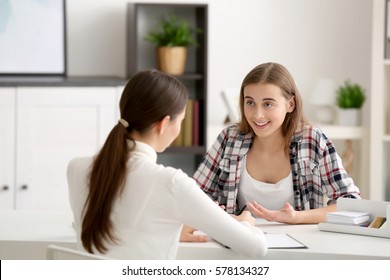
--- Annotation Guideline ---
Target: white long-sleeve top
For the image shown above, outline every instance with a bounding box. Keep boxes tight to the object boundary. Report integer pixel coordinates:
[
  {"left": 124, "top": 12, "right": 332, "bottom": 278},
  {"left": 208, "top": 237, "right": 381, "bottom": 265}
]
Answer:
[{"left": 67, "top": 141, "right": 267, "bottom": 259}]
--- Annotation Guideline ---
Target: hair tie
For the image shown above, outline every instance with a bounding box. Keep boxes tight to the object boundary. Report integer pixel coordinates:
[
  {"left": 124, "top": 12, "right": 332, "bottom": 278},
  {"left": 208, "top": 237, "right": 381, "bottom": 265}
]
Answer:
[{"left": 118, "top": 118, "right": 129, "bottom": 128}]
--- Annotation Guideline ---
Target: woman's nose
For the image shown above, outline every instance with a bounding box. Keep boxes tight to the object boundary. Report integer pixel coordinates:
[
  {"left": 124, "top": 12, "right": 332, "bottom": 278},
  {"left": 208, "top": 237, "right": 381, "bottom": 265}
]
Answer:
[{"left": 253, "top": 108, "right": 265, "bottom": 118}]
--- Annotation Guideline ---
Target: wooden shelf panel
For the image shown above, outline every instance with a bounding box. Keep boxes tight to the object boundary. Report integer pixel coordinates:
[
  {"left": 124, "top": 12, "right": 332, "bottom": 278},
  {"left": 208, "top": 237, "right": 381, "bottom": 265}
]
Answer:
[{"left": 317, "top": 125, "right": 365, "bottom": 140}]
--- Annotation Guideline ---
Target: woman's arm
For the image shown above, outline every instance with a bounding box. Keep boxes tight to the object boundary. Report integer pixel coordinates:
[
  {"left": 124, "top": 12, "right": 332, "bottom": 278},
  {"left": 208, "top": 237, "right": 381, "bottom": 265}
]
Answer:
[
  {"left": 246, "top": 201, "right": 337, "bottom": 224},
  {"left": 193, "top": 130, "right": 228, "bottom": 200},
  {"left": 174, "top": 172, "right": 268, "bottom": 257},
  {"left": 317, "top": 129, "right": 361, "bottom": 202}
]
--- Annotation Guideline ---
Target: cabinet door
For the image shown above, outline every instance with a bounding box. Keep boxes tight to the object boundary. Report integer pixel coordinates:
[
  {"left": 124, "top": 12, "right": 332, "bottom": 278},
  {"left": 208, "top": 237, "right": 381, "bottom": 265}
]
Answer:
[
  {"left": 0, "top": 88, "right": 16, "bottom": 209},
  {"left": 16, "top": 87, "right": 117, "bottom": 211}
]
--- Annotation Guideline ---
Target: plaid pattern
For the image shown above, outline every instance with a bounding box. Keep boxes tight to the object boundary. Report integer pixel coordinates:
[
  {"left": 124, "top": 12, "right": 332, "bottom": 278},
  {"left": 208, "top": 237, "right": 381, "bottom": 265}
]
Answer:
[{"left": 193, "top": 124, "right": 360, "bottom": 214}]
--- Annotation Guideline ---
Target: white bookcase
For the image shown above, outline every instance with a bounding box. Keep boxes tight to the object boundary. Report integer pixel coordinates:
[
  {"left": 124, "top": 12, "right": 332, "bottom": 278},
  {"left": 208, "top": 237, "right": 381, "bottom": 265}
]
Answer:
[{"left": 370, "top": 0, "right": 390, "bottom": 201}]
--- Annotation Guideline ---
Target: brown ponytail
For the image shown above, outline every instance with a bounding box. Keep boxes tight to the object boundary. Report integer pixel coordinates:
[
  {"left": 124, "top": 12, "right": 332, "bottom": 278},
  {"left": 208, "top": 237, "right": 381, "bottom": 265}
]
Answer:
[{"left": 81, "top": 69, "right": 188, "bottom": 253}]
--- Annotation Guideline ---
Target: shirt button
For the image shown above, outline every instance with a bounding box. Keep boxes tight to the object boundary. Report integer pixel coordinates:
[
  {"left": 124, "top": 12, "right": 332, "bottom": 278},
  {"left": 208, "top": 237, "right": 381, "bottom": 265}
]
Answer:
[{"left": 293, "top": 172, "right": 298, "bottom": 176}]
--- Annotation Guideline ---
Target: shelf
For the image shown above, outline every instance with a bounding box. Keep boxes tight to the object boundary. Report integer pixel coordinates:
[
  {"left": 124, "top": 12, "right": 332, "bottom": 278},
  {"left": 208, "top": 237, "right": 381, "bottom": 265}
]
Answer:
[
  {"left": 316, "top": 125, "right": 365, "bottom": 140},
  {"left": 165, "top": 146, "right": 206, "bottom": 155},
  {"left": 174, "top": 73, "right": 204, "bottom": 80},
  {"left": 370, "top": 0, "right": 390, "bottom": 201},
  {"left": 0, "top": 76, "right": 128, "bottom": 87},
  {"left": 127, "top": 2, "right": 208, "bottom": 175}
]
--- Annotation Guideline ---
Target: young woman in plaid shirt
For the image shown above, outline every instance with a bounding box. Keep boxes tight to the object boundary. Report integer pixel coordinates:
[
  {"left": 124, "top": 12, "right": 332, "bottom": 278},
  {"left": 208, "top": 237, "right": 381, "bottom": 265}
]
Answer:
[{"left": 192, "top": 62, "right": 360, "bottom": 230}]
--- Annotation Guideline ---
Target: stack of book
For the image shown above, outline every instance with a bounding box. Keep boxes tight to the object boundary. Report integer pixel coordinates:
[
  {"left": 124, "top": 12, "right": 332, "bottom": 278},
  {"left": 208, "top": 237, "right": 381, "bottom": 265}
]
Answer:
[{"left": 326, "top": 211, "right": 370, "bottom": 226}]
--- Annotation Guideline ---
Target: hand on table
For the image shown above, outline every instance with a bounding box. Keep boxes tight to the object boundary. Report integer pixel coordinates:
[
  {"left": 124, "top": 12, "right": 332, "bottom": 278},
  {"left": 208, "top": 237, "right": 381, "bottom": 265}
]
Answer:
[
  {"left": 180, "top": 224, "right": 208, "bottom": 242},
  {"left": 246, "top": 201, "right": 297, "bottom": 224}
]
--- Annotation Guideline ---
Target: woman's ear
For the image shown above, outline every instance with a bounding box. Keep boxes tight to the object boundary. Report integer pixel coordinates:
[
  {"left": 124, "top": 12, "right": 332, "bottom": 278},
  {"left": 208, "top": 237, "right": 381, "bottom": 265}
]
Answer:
[
  {"left": 287, "top": 96, "right": 295, "bottom": 113},
  {"left": 156, "top": 115, "right": 171, "bottom": 135}
]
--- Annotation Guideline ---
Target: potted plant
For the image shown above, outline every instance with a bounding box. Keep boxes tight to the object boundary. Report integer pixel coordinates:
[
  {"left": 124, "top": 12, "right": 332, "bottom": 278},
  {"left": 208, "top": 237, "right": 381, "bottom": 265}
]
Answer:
[
  {"left": 145, "top": 15, "right": 201, "bottom": 75},
  {"left": 335, "top": 80, "right": 366, "bottom": 126}
]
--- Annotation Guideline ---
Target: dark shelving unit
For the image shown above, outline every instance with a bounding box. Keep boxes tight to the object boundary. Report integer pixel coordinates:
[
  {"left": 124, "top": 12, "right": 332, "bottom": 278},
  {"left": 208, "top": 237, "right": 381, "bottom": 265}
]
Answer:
[{"left": 127, "top": 2, "right": 208, "bottom": 175}]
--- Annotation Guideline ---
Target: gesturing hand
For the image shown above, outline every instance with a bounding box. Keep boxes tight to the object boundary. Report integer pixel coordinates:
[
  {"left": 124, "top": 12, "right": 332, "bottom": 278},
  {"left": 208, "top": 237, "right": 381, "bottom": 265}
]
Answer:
[{"left": 246, "top": 201, "right": 297, "bottom": 224}]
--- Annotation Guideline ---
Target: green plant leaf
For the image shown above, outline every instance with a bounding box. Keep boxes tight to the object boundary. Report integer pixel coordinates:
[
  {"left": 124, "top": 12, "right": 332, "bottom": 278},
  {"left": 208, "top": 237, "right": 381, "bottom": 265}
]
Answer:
[
  {"left": 144, "top": 15, "right": 202, "bottom": 47},
  {"left": 335, "top": 80, "right": 366, "bottom": 108}
]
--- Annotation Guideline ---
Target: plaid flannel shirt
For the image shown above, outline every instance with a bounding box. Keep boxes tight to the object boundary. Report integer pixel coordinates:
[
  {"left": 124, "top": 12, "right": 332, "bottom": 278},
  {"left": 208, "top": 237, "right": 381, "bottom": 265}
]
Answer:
[{"left": 193, "top": 124, "right": 360, "bottom": 214}]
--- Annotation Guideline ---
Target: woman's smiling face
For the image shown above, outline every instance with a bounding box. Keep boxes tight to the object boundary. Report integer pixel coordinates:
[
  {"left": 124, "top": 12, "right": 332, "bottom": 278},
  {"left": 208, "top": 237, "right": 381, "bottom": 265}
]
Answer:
[{"left": 243, "top": 82, "right": 295, "bottom": 139}]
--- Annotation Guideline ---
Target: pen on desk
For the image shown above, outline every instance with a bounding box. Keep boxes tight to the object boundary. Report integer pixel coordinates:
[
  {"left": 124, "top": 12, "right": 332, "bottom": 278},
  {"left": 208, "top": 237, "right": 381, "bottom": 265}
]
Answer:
[{"left": 237, "top": 205, "right": 247, "bottom": 215}]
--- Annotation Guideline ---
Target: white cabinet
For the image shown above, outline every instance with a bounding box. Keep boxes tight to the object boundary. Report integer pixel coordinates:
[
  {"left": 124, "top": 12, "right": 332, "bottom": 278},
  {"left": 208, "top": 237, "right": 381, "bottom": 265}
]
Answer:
[
  {"left": 0, "top": 88, "right": 16, "bottom": 209},
  {"left": 0, "top": 87, "right": 119, "bottom": 211},
  {"left": 370, "top": 0, "right": 390, "bottom": 201}
]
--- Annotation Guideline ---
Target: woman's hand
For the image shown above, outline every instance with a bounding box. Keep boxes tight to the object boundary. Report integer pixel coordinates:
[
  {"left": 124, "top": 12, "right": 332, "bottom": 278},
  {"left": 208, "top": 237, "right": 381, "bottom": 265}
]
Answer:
[
  {"left": 179, "top": 202, "right": 227, "bottom": 242},
  {"left": 246, "top": 201, "right": 297, "bottom": 224},
  {"left": 247, "top": 200, "right": 337, "bottom": 224},
  {"left": 180, "top": 224, "right": 208, "bottom": 242}
]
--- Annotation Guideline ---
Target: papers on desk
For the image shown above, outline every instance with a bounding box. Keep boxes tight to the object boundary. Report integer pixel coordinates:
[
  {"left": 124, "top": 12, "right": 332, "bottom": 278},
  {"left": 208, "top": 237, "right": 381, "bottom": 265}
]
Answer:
[
  {"left": 265, "top": 233, "right": 307, "bottom": 249},
  {"left": 326, "top": 211, "right": 370, "bottom": 225}
]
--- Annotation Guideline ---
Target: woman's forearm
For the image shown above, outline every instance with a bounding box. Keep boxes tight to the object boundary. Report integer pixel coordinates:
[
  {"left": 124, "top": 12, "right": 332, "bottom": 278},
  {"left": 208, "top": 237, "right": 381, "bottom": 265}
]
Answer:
[{"left": 294, "top": 203, "right": 337, "bottom": 224}]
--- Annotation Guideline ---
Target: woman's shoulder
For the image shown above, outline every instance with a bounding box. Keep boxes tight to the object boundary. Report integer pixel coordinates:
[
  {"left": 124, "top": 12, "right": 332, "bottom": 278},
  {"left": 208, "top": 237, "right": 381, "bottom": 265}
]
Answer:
[
  {"left": 68, "top": 156, "right": 93, "bottom": 169},
  {"left": 154, "top": 164, "right": 197, "bottom": 192},
  {"left": 154, "top": 163, "right": 188, "bottom": 181},
  {"left": 219, "top": 124, "right": 251, "bottom": 141},
  {"left": 294, "top": 124, "right": 328, "bottom": 139},
  {"left": 294, "top": 124, "right": 331, "bottom": 149},
  {"left": 67, "top": 156, "right": 94, "bottom": 177},
  {"left": 207, "top": 124, "right": 252, "bottom": 158},
  {"left": 67, "top": 157, "right": 94, "bottom": 193}
]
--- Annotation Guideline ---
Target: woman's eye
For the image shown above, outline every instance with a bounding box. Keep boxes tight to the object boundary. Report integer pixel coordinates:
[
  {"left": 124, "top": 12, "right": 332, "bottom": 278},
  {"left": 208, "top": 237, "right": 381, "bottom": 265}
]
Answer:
[
  {"left": 264, "top": 102, "right": 273, "bottom": 108},
  {"left": 246, "top": 100, "right": 255, "bottom": 106}
]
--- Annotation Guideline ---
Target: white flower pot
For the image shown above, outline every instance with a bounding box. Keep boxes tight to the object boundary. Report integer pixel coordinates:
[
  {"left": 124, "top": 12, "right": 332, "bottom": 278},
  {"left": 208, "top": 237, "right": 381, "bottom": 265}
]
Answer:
[{"left": 337, "top": 108, "right": 361, "bottom": 126}]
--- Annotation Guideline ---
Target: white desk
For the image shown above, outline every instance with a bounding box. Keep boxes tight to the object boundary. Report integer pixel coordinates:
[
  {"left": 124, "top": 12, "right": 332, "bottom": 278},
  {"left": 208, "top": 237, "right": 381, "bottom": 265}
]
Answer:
[
  {"left": 1, "top": 210, "right": 390, "bottom": 260},
  {"left": 178, "top": 219, "right": 390, "bottom": 260}
]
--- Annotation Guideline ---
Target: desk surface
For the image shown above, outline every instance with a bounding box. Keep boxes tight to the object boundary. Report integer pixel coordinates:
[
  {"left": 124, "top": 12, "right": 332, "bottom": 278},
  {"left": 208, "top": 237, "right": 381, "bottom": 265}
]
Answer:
[
  {"left": 1, "top": 210, "right": 389, "bottom": 260},
  {"left": 179, "top": 219, "right": 390, "bottom": 260}
]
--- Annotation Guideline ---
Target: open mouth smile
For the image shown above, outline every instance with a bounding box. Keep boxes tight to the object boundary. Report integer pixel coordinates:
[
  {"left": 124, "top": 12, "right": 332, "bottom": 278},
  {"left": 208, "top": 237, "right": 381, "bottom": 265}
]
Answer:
[{"left": 254, "top": 121, "right": 270, "bottom": 128}]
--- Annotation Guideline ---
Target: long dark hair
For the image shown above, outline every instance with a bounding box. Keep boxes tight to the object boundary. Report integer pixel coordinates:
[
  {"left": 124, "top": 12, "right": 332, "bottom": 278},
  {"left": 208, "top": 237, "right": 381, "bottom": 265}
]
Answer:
[
  {"left": 81, "top": 69, "right": 188, "bottom": 253},
  {"left": 238, "top": 62, "right": 308, "bottom": 151}
]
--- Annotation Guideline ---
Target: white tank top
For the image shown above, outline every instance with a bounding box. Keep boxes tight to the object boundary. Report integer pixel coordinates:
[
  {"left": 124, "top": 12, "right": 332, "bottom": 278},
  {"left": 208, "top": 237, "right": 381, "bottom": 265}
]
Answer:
[{"left": 238, "top": 155, "right": 294, "bottom": 211}]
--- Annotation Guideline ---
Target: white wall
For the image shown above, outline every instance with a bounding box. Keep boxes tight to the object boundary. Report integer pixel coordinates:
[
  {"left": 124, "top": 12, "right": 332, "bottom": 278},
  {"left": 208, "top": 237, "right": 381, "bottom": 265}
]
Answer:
[{"left": 66, "top": 0, "right": 373, "bottom": 124}]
